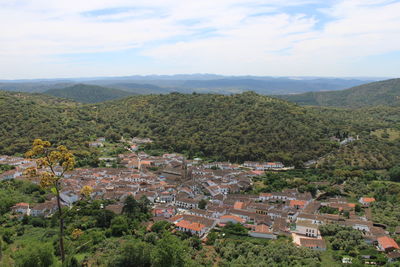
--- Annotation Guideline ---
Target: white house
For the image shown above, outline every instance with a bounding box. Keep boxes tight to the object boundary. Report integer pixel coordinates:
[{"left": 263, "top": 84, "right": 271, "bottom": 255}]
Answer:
[
  {"left": 175, "top": 220, "right": 207, "bottom": 236},
  {"left": 295, "top": 220, "right": 320, "bottom": 238}
]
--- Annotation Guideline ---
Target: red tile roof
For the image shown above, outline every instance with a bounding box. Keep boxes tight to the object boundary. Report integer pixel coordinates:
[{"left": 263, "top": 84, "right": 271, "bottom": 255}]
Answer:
[
  {"left": 378, "top": 236, "right": 400, "bottom": 250},
  {"left": 289, "top": 200, "right": 307, "bottom": 207},
  {"left": 220, "top": 215, "right": 245, "bottom": 224},
  {"left": 175, "top": 220, "right": 206, "bottom": 232},
  {"left": 14, "top": 202, "right": 29, "bottom": 207},
  {"left": 233, "top": 201, "right": 245, "bottom": 210},
  {"left": 253, "top": 224, "right": 272, "bottom": 234},
  {"left": 169, "top": 215, "right": 184, "bottom": 222},
  {"left": 361, "top": 197, "right": 376, "bottom": 203}
]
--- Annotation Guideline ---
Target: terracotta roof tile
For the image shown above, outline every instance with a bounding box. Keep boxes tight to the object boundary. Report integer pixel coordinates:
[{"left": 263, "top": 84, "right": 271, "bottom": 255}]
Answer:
[
  {"left": 175, "top": 220, "right": 206, "bottom": 232},
  {"left": 377, "top": 236, "right": 400, "bottom": 250}
]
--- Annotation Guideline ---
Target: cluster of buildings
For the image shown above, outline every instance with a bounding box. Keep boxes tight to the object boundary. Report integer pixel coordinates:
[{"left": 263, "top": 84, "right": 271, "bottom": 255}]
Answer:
[
  {"left": 2, "top": 151, "right": 399, "bottom": 262},
  {"left": 0, "top": 155, "right": 36, "bottom": 180}
]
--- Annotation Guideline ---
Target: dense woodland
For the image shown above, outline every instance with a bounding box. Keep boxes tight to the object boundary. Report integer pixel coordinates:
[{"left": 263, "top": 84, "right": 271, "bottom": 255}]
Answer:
[
  {"left": 1, "top": 90, "right": 400, "bottom": 169},
  {"left": 278, "top": 78, "right": 400, "bottom": 108},
  {"left": 0, "top": 91, "right": 335, "bottom": 166}
]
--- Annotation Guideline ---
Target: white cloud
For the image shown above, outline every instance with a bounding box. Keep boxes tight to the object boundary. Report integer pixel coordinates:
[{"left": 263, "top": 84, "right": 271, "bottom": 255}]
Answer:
[{"left": 0, "top": 0, "right": 399, "bottom": 78}]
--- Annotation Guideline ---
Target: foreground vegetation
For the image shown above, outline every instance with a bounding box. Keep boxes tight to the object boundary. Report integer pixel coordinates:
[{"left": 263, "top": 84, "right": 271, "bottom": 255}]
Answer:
[
  {"left": 0, "top": 184, "right": 324, "bottom": 267},
  {"left": 2, "top": 162, "right": 400, "bottom": 266}
]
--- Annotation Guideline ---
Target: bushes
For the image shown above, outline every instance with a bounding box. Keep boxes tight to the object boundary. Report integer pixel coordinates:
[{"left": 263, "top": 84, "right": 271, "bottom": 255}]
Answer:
[
  {"left": 14, "top": 243, "right": 55, "bottom": 267},
  {"left": 109, "top": 239, "right": 152, "bottom": 267},
  {"left": 150, "top": 221, "right": 171, "bottom": 234},
  {"left": 108, "top": 234, "right": 194, "bottom": 267},
  {"left": 215, "top": 239, "right": 321, "bottom": 266},
  {"left": 30, "top": 217, "right": 47, "bottom": 228},
  {"left": 320, "top": 224, "right": 367, "bottom": 254},
  {"left": 222, "top": 222, "right": 248, "bottom": 236},
  {"left": 389, "top": 166, "right": 400, "bottom": 182},
  {"left": 110, "top": 216, "right": 129, "bottom": 237},
  {"left": 1, "top": 228, "right": 15, "bottom": 244}
]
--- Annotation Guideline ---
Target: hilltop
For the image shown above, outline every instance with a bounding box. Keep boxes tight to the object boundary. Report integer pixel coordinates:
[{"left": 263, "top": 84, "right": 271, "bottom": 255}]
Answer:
[
  {"left": 0, "top": 91, "right": 337, "bottom": 165},
  {"left": 0, "top": 91, "right": 83, "bottom": 154},
  {"left": 1, "top": 90, "right": 399, "bottom": 168},
  {"left": 278, "top": 78, "right": 400, "bottom": 108},
  {"left": 94, "top": 92, "right": 337, "bottom": 164},
  {"left": 43, "top": 84, "right": 135, "bottom": 103}
]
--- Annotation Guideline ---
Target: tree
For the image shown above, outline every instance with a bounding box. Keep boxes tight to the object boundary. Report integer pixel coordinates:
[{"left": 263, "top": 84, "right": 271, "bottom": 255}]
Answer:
[
  {"left": 15, "top": 243, "right": 55, "bottom": 267},
  {"left": 110, "top": 216, "right": 129, "bottom": 236},
  {"left": 80, "top": 185, "right": 93, "bottom": 200},
  {"left": 110, "top": 240, "right": 152, "bottom": 267},
  {"left": 96, "top": 209, "right": 115, "bottom": 228},
  {"left": 2, "top": 228, "right": 14, "bottom": 244},
  {"left": 198, "top": 199, "right": 208, "bottom": 210},
  {"left": 355, "top": 204, "right": 362, "bottom": 213},
  {"left": 122, "top": 195, "right": 140, "bottom": 218},
  {"left": 151, "top": 233, "right": 191, "bottom": 267},
  {"left": 343, "top": 210, "right": 350, "bottom": 219},
  {"left": 138, "top": 195, "right": 151, "bottom": 214},
  {"left": 205, "top": 231, "right": 218, "bottom": 245},
  {"left": 105, "top": 130, "right": 121, "bottom": 143},
  {"left": 389, "top": 166, "right": 400, "bottom": 182},
  {"left": 222, "top": 222, "right": 248, "bottom": 235},
  {"left": 25, "top": 139, "right": 75, "bottom": 263},
  {"left": 150, "top": 220, "right": 171, "bottom": 234},
  {"left": 188, "top": 236, "right": 202, "bottom": 250}
]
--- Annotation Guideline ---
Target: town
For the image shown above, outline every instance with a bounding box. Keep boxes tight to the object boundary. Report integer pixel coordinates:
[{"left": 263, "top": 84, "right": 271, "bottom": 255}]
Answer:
[{"left": 0, "top": 137, "right": 399, "bottom": 265}]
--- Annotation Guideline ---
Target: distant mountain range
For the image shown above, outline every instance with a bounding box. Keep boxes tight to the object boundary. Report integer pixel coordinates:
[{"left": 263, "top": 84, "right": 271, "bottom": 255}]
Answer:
[
  {"left": 43, "top": 84, "right": 136, "bottom": 103},
  {"left": 3, "top": 75, "right": 399, "bottom": 106},
  {"left": 0, "top": 75, "right": 380, "bottom": 96},
  {"left": 277, "top": 78, "right": 400, "bottom": 108}
]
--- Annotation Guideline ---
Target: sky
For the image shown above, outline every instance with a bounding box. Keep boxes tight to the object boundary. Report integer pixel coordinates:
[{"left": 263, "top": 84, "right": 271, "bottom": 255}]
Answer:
[{"left": 1, "top": 0, "right": 400, "bottom": 79}]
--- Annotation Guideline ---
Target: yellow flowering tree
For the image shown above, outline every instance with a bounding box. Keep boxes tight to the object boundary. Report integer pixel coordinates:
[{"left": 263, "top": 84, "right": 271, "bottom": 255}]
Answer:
[
  {"left": 80, "top": 185, "right": 93, "bottom": 199},
  {"left": 71, "top": 228, "right": 84, "bottom": 240},
  {"left": 25, "top": 139, "right": 75, "bottom": 263}
]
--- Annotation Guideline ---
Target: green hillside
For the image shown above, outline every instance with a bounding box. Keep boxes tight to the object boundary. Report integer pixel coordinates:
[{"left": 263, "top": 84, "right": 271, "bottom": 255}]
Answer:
[
  {"left": 94, "top": 92, "right": 338, "bottom": 164},
  {"left": 0, "top": 91, "right": 89, "bottom": 155},
  {"left": 1, "top": 90, "right": 400, "bottom": 168},
  {"left": 309, "top": 105, "right": 400, "bottom": 169},
  {"left": 278, "top": 78, "right": 400, "bottom": 108},
  {"left": 44, "top": 84, "right": 134, "bottom": 103},
  {"left": 0, "top": 91, "right": 338, "bottom": 165}
]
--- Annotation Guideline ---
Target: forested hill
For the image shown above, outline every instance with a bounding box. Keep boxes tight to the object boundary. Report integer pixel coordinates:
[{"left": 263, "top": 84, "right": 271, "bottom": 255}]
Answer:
[
  {"left": 277, "top": 78, "right": 400, "bottom": 108},
  {"left": 0, "top": 91, "right": 83, "bottom": 154},
  {"left": 95, "top": 92, "right": 336, "bottom": 164},
  {"left": 0, "top": 91, "right": 337, "bottom": 165},
  {"left": 44, "top": 84, "right": 135, "bottom": 103}
]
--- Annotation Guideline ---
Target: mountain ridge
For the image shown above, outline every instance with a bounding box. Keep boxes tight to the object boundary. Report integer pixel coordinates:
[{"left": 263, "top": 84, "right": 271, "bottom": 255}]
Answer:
[
  {"left": 43, "top": 84, "right": 135, "bottom": 103},
  {"left": 277, "top": 78, "right": 400, "bottom": 108}
]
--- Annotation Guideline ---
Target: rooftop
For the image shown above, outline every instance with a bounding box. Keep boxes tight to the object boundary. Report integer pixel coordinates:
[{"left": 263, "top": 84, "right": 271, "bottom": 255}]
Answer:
[{"left": 175, "top": 220, "right": 206, "bottom": 232}]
